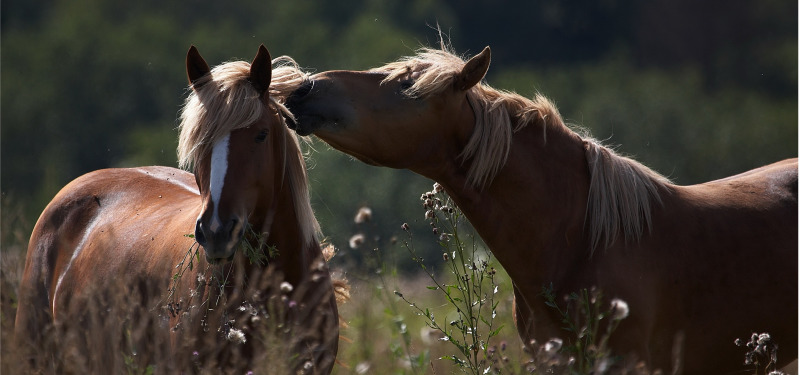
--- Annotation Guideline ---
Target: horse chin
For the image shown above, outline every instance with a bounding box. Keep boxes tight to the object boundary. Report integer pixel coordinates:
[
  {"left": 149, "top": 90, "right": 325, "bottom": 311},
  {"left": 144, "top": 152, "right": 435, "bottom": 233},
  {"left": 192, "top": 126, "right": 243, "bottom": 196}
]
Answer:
[
  {"left": 205, "top": 252, "right": 236, "bottom": 265},
  {"left": 289, "top": 114, "right": 332, "bottom": 136},
  {"left": 315, "top": 135, "right": 382, "bottom": 166},
  {"left": 204, "top": 247, "right": 237, "bottom": 264}
]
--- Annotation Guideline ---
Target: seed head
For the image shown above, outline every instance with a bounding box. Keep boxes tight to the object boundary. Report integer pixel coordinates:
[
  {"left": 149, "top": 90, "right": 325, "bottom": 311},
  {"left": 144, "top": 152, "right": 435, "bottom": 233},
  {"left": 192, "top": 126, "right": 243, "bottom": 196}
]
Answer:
[
  {"left": 354, "top": 206, "right": 372, "bottom": 224},
  {"left": 349, "top": 233, "right": 365, "bottom": 249},
  {"left": 544, "top": 338, "right": 563, "bottom": 353},
  {"left": 226, "top": 328, "right": 247, "bottom": 344},
  {"left": 609, "top": 298, "right": 630, "bottom": 320}
]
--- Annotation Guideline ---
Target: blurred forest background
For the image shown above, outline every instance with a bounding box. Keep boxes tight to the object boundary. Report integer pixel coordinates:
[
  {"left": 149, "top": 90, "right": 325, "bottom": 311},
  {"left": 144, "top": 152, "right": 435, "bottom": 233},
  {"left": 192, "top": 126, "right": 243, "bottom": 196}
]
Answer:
[{"left": 1, "top": 0, "right": 797, "bottom": 272}]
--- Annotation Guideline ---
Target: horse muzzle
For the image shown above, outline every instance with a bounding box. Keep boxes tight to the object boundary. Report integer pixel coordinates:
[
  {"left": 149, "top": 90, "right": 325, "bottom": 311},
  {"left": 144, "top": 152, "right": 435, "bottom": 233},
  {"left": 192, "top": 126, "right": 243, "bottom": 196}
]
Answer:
[{"left": 195, "top": 218, "right": 244, "bottom": 263}]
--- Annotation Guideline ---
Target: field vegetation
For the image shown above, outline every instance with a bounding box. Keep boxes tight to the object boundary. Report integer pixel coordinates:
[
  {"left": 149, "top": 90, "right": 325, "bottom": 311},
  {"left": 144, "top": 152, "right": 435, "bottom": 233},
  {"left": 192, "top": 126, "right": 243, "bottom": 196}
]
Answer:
[{"left": 1, "top": 0, "right": 795, "bottom": 373}]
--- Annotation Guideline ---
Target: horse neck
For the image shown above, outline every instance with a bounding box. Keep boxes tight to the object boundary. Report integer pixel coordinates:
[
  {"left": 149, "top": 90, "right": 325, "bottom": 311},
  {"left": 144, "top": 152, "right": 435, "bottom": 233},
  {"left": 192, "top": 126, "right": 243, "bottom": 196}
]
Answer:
[
  {"left": 260, "top": 173, "right": 321, "bottom": 287},
  {"left": 422, "top": 111, "right": 592, "bottom": 289}
]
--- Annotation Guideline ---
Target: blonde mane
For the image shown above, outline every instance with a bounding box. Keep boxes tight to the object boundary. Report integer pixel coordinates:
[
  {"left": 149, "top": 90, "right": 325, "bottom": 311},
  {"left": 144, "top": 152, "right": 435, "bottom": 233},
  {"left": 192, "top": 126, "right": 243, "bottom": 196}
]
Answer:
[
  {"left": 375, "top": 46, "right": 672, "bottom": 250},
  {"left": 177, "top": 56, "right": 320, "bottom": 244}
]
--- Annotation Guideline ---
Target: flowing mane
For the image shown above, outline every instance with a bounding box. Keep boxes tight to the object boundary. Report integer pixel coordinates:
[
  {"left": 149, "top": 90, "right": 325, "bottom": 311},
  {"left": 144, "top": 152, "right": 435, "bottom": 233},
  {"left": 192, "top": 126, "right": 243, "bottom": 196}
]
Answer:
[
  {"left": 374, "top": 47, "right": 672, "bottom": 250},
  {"left": 177, "top": 57, "right": 320, "bottom": 244}
]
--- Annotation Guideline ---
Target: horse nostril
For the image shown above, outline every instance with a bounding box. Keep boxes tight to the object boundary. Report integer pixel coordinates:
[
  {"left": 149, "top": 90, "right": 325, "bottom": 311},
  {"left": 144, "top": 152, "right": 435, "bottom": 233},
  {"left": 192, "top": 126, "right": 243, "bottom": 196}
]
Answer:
[
  {"left": 293, "top": 80, "right": 314, "bottom": 99},
  {"left": 227, "top": 218, "right": 242, "bottom": 240},
  {"left": 194, "top": 220, "right": 207, "bottom": 245},
  {"left": 285, "top": 80, "right": 314, "bottom": 124}
]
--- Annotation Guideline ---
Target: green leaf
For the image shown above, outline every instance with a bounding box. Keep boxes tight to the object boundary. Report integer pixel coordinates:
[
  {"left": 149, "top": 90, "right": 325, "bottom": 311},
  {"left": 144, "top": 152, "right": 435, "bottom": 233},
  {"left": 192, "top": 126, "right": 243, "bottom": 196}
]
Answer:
[{"left": 489, "top": 325, "right": 504, "bottom": 337}]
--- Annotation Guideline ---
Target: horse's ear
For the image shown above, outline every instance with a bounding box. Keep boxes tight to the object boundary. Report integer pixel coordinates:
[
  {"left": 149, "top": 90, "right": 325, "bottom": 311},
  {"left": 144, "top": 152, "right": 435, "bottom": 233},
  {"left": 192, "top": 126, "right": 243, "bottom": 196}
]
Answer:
[
  {"left": 186, "top": 45, "right": 211, "bottom": 90},
  {"left": 249, "top": 44, "right": 272, "bottom": 96},
  {"left": 455, "top": 46, "right": 491, "bottom": 91}
]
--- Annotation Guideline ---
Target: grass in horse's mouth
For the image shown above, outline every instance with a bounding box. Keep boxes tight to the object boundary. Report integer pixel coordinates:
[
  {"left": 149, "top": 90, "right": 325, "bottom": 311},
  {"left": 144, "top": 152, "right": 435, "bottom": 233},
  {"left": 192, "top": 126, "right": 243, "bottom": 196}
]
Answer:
[{"left": 240, "top": 225, "right": 277, "bottom": 266}]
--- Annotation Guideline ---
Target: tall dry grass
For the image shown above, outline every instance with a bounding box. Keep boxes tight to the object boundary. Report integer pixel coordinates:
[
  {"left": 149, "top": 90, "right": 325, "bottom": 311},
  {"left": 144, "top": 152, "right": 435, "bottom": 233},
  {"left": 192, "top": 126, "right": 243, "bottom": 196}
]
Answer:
[{"left": 1, "top": 191, "right": 792, "bottom": 374}]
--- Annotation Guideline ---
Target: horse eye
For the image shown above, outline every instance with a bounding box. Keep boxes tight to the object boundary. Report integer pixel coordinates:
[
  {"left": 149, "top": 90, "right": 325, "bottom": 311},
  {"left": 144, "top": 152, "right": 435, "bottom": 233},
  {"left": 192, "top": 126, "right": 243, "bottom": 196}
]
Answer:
[{"left": 255, "top": 129, "right": 269, "bottom": 143}]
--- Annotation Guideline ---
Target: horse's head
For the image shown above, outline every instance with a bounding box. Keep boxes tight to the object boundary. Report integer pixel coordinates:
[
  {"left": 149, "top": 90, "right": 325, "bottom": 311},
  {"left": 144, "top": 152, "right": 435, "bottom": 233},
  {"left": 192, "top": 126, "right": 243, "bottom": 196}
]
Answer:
[
  {"left": 180, "top": 45, "right": 287, "bottom": 262},
  {"left": 285, "top": 46, "right": 491, "bottom": 172}
]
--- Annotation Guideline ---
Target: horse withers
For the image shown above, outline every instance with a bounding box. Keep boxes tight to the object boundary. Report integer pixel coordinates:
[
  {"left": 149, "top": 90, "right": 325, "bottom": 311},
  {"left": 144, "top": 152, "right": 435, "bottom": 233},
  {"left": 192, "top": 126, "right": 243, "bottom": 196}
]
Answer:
[
  {"left": 15, "top": 45, "right": 340, "bottom": 373},
  {"left": 285, "top": 44, "right": 798, "bottom": 373}
]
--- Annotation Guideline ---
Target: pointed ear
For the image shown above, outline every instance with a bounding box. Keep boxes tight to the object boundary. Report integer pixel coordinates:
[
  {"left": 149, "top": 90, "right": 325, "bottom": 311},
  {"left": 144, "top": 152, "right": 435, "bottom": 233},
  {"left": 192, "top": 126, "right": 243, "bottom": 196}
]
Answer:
[
  {"left": 249, "top": 44, "right": 272, "bottom": 96},
  {"left": 454, "top": 46, "right": 491, "bottom": 91},
  {"left": 186, "top": 45, "right": 211, "bottom": 90}
]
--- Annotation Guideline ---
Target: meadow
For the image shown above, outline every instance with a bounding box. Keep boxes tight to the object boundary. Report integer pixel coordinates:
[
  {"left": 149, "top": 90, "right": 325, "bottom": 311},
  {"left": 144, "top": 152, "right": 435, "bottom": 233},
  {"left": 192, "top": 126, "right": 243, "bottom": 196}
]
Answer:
[
  {"left": 0, "top": 188, "right": 789, "bottom": 375},
  {"left": 2, "top": 1, "right": 794, "bottom": 373}
]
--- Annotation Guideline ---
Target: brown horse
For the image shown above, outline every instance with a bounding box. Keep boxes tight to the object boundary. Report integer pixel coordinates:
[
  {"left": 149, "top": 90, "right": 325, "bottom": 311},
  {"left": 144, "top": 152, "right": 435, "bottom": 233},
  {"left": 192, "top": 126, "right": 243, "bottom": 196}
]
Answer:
[
  {"left": 15, "top": 45, "right": 339, "bottom": 373},
  {"left": 285, "top": 45, "right": 798, "bottom": 373}
]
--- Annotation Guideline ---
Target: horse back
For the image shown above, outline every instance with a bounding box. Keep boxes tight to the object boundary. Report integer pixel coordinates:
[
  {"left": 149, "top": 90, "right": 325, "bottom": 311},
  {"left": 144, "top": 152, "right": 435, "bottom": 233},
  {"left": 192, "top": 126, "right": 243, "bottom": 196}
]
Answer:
[
  {"left": 644, "top": 158, "right": 798, "bottom": 370},
  {"left": 704, "top": 158, "right": 797, "bottom": 203}
]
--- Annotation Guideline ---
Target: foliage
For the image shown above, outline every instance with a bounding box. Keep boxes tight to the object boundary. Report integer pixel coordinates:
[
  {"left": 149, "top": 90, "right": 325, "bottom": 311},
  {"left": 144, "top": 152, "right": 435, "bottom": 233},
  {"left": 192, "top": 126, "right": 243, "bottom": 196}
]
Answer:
[
  {"left": 2, "top": 0, "right": 796, "bottom": 272},
  {"left": 396, "top": 183, "right": 502, "bottom": 373},
  {"left": 540, "top": 285, "right": 631, "bottom": 374},
  {"left": 1, "top": 2, "right": 796, "bottom": 372},
  {"left": 734, "top": 333, "right": 788, "bottom": 375},
  {"left": 0, "top": 195, "right": 790, "bottom": 374}
]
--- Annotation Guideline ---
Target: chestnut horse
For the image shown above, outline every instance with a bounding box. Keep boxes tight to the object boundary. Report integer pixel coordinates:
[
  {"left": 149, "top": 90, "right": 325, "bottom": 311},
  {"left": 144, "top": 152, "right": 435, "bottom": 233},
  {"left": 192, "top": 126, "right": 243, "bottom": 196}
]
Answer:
[
  {"left": 15, "top": 45, "right": 339, "bottom": 373},
  {"left": 285, "top": 45, "right": 798, "bottom": 373}
]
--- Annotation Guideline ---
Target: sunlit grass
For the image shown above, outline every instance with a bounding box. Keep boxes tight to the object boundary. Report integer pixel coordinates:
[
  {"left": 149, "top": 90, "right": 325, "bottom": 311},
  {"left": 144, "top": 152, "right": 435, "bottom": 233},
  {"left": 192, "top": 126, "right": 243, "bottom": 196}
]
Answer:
[{"left": 0, "top": 191, "right": 790, "bottom": 374}]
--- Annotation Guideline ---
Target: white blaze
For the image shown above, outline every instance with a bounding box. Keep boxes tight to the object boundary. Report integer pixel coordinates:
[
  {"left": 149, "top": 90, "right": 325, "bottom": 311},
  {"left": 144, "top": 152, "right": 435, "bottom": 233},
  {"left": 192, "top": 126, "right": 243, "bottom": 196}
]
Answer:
[{"left": 208, "top": 134, "right": 230, "bottom": 232}]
